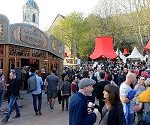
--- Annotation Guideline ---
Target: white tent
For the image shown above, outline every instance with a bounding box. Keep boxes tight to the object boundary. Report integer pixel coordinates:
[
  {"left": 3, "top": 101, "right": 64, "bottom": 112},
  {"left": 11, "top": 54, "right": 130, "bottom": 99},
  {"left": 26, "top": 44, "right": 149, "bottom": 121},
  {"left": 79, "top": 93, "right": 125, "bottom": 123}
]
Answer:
[
  {"left": 116, "top": 49, "right": 126, "bottom": 63},
  {"left": 92, "top": 62, "right": 98, "bottom": 68},
  {"left": 126, "top": 47, "right": 144, "bottom": 60}
]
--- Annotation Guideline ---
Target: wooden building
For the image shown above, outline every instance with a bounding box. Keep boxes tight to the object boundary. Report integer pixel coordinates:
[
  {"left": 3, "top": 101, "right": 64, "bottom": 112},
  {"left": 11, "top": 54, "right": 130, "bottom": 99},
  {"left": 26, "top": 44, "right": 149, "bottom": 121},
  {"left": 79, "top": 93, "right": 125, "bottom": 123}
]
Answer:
[{"left": 0, "top": 14, "right": 64, "bottom": 87}]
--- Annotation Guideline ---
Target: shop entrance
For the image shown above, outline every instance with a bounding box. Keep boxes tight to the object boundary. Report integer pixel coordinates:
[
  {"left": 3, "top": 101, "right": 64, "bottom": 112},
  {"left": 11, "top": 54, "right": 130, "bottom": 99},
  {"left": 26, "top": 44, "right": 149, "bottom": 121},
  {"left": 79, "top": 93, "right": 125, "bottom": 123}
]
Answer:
[
  {"left": 21, "top": 58, "right": 39, "bottom": 90},
  {"left": 21, "top": 58, "right": 39, "bottom": 70}
]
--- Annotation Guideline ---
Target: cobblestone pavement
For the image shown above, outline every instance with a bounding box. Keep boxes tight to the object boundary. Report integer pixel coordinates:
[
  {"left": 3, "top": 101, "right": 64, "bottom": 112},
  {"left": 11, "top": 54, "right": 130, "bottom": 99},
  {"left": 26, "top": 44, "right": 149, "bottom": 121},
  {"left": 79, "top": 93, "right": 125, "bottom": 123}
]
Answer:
[{"left": 0, "top": 91, "right": 100, "bottom": 125}]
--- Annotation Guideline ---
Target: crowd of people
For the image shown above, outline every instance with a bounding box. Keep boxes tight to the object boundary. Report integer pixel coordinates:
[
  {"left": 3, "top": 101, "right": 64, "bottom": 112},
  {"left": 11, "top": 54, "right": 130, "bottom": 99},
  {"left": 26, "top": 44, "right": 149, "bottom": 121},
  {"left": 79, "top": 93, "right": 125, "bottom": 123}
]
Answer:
[
  {"left": 67, "top": 60, "right": 150, "bottom": 125},
  {"left": 0, "top": 60, "right": 150, "bottom": 125}
]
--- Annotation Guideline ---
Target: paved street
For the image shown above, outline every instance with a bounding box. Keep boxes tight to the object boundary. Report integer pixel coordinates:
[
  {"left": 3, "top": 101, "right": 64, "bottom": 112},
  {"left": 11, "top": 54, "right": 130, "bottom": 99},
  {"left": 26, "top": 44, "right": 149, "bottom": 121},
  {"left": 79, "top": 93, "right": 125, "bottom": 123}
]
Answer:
[{"left": 0, "top": 91, "right": 100, "bottom": 125}]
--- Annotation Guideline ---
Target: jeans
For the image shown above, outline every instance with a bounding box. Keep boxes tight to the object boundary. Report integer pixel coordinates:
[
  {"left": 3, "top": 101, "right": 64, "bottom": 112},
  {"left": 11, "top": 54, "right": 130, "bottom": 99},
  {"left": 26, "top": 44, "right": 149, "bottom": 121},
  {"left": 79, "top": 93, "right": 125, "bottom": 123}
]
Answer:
[
  {"left": 6, "top": 96, "right": 20, "bottom": 119},
  {"left": 125, "top": 113, "right": 135, "bottom": 125},
  {"left": 32, "top": 93, "right": 42, "bottom": 113},
  {"left": 62, "top": 95, "right": 69, "bottom": 110},
  {"left": 143, "top": 112, "right": 150, "bottom": 125},
  {"left": 0, "top": 90, "right": 4, "bottom": 107},
  {"left": 136, "top": 111, "right": 143, "bottom": 125}
]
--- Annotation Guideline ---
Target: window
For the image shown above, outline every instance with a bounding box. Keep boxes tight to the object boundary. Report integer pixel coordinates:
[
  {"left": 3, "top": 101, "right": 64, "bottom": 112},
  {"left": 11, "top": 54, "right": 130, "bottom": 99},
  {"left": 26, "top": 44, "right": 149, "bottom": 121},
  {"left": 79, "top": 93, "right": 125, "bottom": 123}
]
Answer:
[
  {"left": 0, "top": 59, "right": 3, "bottom": 69},
  {"left": 0, "top": 45, "right": 4, "bottom": 55},
  {"left": 33, "top": 14, "right": 36, "bottom": 22}
]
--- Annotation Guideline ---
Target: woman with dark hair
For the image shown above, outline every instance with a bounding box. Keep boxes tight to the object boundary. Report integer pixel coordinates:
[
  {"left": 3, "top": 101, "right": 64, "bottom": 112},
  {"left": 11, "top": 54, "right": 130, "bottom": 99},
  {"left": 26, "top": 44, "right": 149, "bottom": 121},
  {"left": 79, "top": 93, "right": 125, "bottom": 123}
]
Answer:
[
  {"left": 71, "top": 75, "right": 79, "bottom": 95},
  {"left": 99, "top": 84, "right": 126, "bottom": 125},
  {"left": 107, "top": 74, "right": 117, "bottom": 86}
]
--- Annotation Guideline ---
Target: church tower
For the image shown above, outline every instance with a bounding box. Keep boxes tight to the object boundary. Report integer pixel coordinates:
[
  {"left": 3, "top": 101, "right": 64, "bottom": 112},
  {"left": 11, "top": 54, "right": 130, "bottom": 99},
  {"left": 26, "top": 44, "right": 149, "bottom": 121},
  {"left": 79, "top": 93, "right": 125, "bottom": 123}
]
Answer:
[{"left": 23, "top": 0, "right": 39, "bottom": 27}]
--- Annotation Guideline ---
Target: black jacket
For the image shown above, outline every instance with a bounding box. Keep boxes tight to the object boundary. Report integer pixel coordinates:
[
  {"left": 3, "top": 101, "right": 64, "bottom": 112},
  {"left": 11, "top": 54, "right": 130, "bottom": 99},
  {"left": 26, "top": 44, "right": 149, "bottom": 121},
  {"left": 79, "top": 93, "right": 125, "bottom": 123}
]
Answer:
[
  {"left": 95, "top": 80, "right": 110, "bottom": 100},
  {"left": 107, "top": 103, "right": 126, "bottom": 125},
  {"left": 7, "top": 78, "right": 20, "bottom": 96},
  {"left": 100, "top": 103, "right": 126, "bottom": 125}
]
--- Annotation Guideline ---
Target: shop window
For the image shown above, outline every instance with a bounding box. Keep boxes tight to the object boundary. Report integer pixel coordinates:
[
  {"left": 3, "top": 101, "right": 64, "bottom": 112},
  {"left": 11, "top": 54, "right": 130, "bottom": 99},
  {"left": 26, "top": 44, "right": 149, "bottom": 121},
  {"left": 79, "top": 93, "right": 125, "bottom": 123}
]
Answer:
[
  {"left": 17, "top": 62, "right": 20, "bottom": 67},
  {"left": 9, "top": 59, "right": 15, "bottom": 69},
  {"left": 0, "top": 59, "right": 3, "bottom": 68},
  {"left": 0, "top": 45, "right": 4, "bottom": 55}
]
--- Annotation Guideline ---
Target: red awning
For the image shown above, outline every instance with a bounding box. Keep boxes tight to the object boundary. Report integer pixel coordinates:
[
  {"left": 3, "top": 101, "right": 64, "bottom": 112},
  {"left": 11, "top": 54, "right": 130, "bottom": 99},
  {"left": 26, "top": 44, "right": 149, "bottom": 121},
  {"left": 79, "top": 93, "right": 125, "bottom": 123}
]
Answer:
[
  {"left": 90, "top": 36, "right": 117, "bottom": 59},
  {"left": 123, "top": 48, "right": 130, "bottom": 55},
  {"left": 144, "top": 40, "right": 150, "bottom": 52}
]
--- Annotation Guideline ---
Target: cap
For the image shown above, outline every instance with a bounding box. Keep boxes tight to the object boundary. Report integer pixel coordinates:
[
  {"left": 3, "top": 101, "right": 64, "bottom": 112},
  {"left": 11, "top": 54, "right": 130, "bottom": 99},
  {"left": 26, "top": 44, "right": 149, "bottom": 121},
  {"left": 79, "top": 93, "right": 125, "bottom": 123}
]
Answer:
[{"left": 78, "top": 78, "right": 96, "bottom": 89}]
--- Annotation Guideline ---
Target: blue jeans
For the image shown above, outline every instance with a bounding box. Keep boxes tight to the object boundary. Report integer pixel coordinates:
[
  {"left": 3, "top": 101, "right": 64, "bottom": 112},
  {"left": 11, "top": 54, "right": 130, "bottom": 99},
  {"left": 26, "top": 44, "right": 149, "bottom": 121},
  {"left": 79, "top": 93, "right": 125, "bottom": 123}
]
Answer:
[
  {"left": 6, "top": 96, "right": 20, "bottom": 119},
  {"left": 32, "top": 93, "right": 42, "bottom": 113},
  {"left": 125, "top": 113, "right": 135, "bottom": 125},
  {"left": 143, "top": 112, "right": 150, "bottom": 125},
  {"left": 0, "top": 90, "right": 4, "bottom": 107}
]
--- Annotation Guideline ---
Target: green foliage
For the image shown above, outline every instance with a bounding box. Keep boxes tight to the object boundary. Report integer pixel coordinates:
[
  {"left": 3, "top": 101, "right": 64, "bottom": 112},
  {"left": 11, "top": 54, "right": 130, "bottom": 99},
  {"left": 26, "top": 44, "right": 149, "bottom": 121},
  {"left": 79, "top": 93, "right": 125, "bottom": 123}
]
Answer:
[{"left": 48, "top": 3, "right": 150, "bottom": 60}]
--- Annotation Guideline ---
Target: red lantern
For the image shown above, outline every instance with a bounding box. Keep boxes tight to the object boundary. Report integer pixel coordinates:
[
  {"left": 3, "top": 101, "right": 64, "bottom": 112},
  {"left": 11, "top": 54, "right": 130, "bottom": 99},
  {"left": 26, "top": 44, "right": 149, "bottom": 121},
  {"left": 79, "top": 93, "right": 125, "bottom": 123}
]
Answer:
[
  {"left": 64, "top": 52, "right": 68, "bottom": 57},
  {"left": 32, "top": 60, "right": 35, "bottom": 64},
  {"left": 29, "top": 59, "right": 32, "bottom": 64}
]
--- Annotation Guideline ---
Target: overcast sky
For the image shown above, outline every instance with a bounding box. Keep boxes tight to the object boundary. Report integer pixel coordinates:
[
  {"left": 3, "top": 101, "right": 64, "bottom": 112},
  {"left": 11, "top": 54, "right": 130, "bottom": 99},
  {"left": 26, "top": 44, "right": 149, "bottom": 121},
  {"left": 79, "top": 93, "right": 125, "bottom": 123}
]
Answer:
[{"left": 0, "top": 0, "right": 99, "bottom": 31}]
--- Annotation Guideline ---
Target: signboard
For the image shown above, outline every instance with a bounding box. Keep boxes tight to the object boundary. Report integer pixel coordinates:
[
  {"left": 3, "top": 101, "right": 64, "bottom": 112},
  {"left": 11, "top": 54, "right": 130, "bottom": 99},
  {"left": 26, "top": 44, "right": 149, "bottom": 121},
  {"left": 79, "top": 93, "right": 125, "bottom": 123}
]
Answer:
[
  {"left": 10, "top": 24, "right": 64, "bottom": 59},
  {"left": 10, "top": 24, "right": 48, "bottom": 50}
]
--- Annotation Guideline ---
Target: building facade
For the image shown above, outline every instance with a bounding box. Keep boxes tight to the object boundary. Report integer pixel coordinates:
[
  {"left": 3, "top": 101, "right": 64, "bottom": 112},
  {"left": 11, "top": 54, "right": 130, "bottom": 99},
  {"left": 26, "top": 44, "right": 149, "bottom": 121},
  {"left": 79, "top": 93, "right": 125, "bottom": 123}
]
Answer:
[{"left": 0, "top": 14, "right": 64, "bottom": 89}]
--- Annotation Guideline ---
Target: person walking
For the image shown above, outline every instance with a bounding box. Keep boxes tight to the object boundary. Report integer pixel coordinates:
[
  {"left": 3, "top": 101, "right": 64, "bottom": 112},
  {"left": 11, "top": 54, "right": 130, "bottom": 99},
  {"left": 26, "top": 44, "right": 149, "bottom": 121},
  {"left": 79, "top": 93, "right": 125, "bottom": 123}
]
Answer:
[
  {"left": 2, "top": 70, "right": 20, "bottom": 123},
  {"left": 69, "top": 78, "right": 97, "bottom": 125},
  {"left": 28, "top": 70, "right": 43, "bottom": 115},
  {"left": 60, "top": 75, "right": 71, "bottom": 111},
  {"left": 0, "top": 68, "right": 6, "bottom": 116},
  {"left": 45, "top": 69, "right": 59, "bottom": 109}
]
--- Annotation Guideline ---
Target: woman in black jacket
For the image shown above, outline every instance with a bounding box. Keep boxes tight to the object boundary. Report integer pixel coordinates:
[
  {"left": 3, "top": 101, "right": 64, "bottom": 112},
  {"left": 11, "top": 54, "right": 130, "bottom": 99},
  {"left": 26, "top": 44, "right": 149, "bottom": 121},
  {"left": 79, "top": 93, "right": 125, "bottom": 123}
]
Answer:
[{"left": 99, "top": 84, "right": 126, "bottom": 125}]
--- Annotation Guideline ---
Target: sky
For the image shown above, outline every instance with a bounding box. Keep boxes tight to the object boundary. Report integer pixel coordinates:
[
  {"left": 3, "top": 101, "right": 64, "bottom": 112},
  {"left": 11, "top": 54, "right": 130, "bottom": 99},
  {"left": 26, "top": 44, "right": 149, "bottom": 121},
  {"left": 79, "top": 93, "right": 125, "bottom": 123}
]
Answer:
[{"left": 0, "top": 0, "right": 99, "bottom": 31}]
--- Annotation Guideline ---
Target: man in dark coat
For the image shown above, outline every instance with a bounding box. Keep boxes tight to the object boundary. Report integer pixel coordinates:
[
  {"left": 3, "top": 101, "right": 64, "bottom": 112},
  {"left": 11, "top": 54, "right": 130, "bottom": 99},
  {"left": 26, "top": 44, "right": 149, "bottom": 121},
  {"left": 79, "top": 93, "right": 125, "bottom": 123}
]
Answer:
[
  {"left": 2, "top": 70, "right": 20, "bottom": 123},
  {"left": 94, "top": 72, "right": 110, "bottom": 117},
  {"left": 69, "top": 78, "right": 97, "bottom": 125}
]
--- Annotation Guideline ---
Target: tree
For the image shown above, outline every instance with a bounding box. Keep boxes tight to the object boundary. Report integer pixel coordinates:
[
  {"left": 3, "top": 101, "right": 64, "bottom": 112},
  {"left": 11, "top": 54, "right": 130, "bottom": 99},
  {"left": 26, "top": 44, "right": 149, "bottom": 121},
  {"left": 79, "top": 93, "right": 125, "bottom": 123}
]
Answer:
[{"left": 50, "top": 12, "right": 89, "bottom": 58}]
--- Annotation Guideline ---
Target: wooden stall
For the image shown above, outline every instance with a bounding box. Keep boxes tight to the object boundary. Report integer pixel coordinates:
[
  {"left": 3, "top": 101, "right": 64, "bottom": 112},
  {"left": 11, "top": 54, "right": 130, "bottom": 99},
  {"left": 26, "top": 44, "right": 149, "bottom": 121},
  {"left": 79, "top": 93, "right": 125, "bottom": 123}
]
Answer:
[{"left": 0, "top": 14, "right": 64, "bottom": 89}]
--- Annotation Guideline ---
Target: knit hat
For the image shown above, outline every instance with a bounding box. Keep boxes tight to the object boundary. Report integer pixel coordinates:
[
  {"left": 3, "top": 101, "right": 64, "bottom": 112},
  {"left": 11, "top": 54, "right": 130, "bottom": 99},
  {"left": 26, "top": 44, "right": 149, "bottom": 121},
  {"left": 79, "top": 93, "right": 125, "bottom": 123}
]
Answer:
[{"left": 78, "top": 78, "right": 96, "bottom": 89}]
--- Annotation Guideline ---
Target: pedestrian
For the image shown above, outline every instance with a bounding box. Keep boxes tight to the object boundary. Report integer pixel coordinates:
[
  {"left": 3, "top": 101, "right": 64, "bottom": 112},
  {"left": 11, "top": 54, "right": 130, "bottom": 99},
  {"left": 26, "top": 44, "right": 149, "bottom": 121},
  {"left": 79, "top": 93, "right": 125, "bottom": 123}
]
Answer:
[
  {"left": 0, "top": 68, "right": 6, "bottom": 116},
  {"left": 94, "top": 72, "right": 110, "bottom": 117},
  {"left": 2, "top": 70, "right": 20, "bottom": 123},
  {"left": 60, "top": 75, "right": 71, "bottom": 111},
  {"left": 120, "top": 73, "right": 142, "bottom": 125},
  {"left": 45, "top": 69, "right": 59, "bottom": 109},
  {"left": 69, "top": 78, "right": 97, "bottom": 125},
  {"left": 99, "top": 84, "right": 126, "bottom": 125},
  {"left": 134, "top": 76, "right": 146, "bottom": 125},
  {"left": 134, "top": 78, "right": 150, "bottom": 125},
  {"left": 71, "top": 75, "right": 78, "bottom": 95},
  {"left": 28, "top": 70, "right": 43, "bottom": 116}
]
